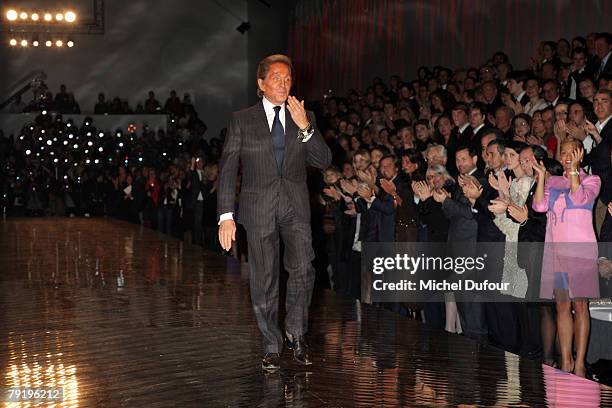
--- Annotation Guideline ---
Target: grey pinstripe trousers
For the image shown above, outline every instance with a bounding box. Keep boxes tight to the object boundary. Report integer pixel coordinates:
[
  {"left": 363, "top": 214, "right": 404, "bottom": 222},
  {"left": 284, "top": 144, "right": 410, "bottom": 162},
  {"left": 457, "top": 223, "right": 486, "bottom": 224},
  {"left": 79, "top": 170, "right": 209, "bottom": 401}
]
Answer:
[{"left": 245, "top": 195, "right": 315, "bottom": 354}]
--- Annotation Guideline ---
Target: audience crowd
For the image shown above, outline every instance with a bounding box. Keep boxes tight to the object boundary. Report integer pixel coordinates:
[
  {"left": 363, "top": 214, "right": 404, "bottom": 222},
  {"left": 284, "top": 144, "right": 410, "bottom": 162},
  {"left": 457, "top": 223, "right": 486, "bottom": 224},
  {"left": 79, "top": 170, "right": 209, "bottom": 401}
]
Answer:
[{"left": 2, "top": 31, "right": 612, "bottom": 380}]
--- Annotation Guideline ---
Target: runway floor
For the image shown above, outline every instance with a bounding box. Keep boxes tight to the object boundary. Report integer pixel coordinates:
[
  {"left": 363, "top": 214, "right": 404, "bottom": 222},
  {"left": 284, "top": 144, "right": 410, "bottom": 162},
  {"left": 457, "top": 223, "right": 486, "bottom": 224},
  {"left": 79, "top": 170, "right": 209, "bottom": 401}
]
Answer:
[{"left": 1, "top": 218, "right": 611, "bottom": 407}]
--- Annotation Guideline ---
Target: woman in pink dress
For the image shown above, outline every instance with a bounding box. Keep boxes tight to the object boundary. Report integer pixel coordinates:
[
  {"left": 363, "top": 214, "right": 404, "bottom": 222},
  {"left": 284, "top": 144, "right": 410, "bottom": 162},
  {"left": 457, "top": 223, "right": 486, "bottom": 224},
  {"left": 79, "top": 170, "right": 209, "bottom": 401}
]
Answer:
[{"left": 532, "top": 138, "right": 601, "bottom": 377}]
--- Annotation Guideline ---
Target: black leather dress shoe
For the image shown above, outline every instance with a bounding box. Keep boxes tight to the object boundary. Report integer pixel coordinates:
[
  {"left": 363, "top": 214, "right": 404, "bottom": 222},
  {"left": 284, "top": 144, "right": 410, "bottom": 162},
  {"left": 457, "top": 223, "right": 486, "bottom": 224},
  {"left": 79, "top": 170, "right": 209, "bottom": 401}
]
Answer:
[
  {"left": 261, "top": 353, "right": 281, "bottom": 372},
  {"left": 285, "top": 333, "right": 312, "bottom": 365}
]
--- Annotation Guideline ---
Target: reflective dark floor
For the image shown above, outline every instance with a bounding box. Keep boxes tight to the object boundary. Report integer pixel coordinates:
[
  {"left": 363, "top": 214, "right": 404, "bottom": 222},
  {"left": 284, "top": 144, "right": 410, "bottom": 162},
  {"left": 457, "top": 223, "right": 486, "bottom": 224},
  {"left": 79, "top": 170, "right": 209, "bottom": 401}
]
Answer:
[{"left": 1, "top": 218, "right": 611, "bottom": 407}]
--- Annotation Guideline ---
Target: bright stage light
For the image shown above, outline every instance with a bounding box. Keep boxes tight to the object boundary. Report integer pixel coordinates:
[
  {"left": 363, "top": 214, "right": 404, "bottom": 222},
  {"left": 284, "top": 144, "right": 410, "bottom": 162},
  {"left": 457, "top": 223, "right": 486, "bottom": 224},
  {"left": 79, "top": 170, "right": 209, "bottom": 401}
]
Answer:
[
  {"left": 19, "top": 11, "right": 28, "bottom": 20},
  {"left": 6, "top": 10, "right": 18, "bottom": 21},
  {"left": 45, "top": 40, "right": 52, "bottom": 47},
  {"left": 55, "top": 13, "right": 63, "bottom": 21},
  {"left": 31, "top": 13, "right": 39, "bottom": 21},
  {"left": 65, "top": 11, "right": 76, "bottom": 23},
  {"left": 20, "top": 39, "right": 28, "bottom": 47},
  {"left": 44, "top": 13, "right": 52, "bottom": 22},
  {"left": 32, "top": 40, "right": 39, "bottom": 47},
  {"left": 55, "top": 40, "right": 63, "bottom": 47},
  {"left": 67, "top": 40, "right": 74, "bottom": 48},
  {"left": 9, "top": 38, "right": 17, "bottom": 46}
]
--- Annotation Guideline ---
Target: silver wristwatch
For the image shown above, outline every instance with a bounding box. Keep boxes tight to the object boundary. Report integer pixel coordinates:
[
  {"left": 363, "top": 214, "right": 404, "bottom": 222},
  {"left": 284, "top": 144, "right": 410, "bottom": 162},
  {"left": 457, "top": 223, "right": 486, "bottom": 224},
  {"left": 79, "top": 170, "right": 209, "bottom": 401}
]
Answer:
[{"left": 298, "top": 123, "right": 314, "bottom": 140}]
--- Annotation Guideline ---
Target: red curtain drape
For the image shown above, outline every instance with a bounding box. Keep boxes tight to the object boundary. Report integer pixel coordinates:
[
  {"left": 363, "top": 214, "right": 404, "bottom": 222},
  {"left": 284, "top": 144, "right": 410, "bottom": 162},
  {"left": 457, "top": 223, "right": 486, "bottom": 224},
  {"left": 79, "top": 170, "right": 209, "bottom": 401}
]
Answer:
[{"left": 288, "top": 0, "right": 612, "bottom": 100}]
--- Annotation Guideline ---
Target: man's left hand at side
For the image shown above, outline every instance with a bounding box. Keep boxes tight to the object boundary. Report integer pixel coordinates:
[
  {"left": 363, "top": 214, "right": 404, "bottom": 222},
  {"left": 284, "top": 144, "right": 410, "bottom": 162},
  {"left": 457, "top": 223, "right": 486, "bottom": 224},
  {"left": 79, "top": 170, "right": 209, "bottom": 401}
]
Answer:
[{"left": 286, "top": 95, "right": 309, "bottom": 130}]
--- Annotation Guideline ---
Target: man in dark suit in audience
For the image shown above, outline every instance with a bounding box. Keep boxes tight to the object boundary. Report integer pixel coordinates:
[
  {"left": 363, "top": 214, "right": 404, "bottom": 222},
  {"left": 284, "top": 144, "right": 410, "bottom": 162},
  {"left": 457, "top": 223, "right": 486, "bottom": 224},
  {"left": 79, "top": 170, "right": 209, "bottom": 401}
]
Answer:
[
  {"left": 435, "top": 145, "right": 487, "bottom": 343},
  {"left": 594, "top": 33, "right": 612, "bottom": 80},
  {"left": 468, "top": 102, "right": 491, "bottom": 159},
  {"left": 585, "top": 89, "right": 612, "bottom": 241},
  {"left": 568, "top": 48, "right": 593, "bottom": 100},
  {"left": 512, "top": 145, "right": 548, "bottom": 358},
  {"left": 217, "top": 54, "right": 332, "bottom": 371},
  {"left": 452, "top": 103, "right": 473, "bottom": 147},
  {"left": 186, "top": 157, "right": 206, "bottom": 245}
]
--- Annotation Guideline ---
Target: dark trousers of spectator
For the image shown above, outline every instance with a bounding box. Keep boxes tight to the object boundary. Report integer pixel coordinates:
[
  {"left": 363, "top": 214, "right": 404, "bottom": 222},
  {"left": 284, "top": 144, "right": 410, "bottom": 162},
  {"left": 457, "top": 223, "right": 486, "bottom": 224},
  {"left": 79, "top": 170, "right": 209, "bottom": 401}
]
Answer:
[
  {"left": 518, "top": 302, "right": 542, "bottom": 356},
  {"left": 192, "top": 201, "right": 204, "bottom": 246},
  {"left": 601, "top": 206, "right": 612, "bottom": 242},
  {"left": 456, "top": 300, "right": 488, "bottom": 343},
  {"left": 348, "top": 250, "right": 361, "bottom": 300},
  {"left": 485, "top": 301, "right": 521, "bottom": 353},
  {"left": 143, "top": 201, "right": 158, "bottom": 229},
  {"left": 204, "top": 226, "right": 221, "bottom": 252},
  {"left": 422, "top": 302, "right": 446, "bottom": 330},
  {"left": 158, "top": 205, "right": 177, "bottom": 236}
]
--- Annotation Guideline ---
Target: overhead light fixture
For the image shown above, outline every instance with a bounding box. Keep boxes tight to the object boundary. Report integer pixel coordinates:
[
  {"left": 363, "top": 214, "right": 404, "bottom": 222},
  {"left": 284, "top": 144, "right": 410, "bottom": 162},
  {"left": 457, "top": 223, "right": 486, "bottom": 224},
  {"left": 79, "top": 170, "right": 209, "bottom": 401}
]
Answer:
[
  {"left": 9, "top": 38, "right": 17, "bottom": 46},
  {"left": 56, "top": 40, "right": 63, "bottom": 47},
  {"left": 236, "top": 21, "right": 250, "bottom": 34},
  {"left": 45, "top": 40, "right": 52, "bottom": 47},
  {"left": 55, "top": 13, "right": 63, "bottom": 21},
  {"left": 19, "top": 11, "right": 28, "bottom": 20},
  {"left": 20, "top": 39, "right": 28, "bottom": 47},
  {"left": 31, "top": 12, "right": 39, "bottom": 21},
  {"left": 65, "top": 11, "right": 76, "bottom": 23},
  {"left": 44, "top": 13, "right": 52, "bottom": 21},
  {"left": 6, "top": 9, "right": 18, "bottom": 21},
  {"left": 32, "top": 40, "right": 39, "bottom": 47},
  {"left": 67, "top": 40, "right": 74, "bottom": 48}
]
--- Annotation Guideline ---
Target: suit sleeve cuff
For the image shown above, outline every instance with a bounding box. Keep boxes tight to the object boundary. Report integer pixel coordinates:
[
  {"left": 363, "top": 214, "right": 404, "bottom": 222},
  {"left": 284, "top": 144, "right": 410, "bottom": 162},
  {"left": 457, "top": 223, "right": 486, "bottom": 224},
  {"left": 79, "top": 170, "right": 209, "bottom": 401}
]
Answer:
[{"left": 218, "top": 212, "right": 234, "bottom": 225}]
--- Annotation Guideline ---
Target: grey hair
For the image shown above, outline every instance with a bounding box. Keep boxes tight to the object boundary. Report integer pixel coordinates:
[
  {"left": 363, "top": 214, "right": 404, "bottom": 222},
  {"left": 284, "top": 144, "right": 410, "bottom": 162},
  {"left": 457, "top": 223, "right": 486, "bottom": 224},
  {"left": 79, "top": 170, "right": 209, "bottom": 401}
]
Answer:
[{"left": 426, "top": 143, "right": 447, "bottom": 160}]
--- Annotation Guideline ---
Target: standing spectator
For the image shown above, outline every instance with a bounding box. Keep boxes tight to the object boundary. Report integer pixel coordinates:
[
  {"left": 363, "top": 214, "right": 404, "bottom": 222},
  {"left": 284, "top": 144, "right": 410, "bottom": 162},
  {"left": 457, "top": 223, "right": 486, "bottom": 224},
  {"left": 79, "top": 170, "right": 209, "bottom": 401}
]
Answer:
[
  {"left": 532, "top": 139, "right": 601, "bottom": 377},
  {"left": 145, "top": 91, "right": 162, "bottom": 113}
]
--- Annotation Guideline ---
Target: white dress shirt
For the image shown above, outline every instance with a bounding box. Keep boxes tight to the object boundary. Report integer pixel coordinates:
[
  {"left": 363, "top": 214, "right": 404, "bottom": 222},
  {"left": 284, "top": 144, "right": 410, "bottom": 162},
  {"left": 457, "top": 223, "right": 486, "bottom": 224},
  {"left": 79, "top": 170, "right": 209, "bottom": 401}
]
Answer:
[{"left": 596, "top": 114, "right": 612, "bottom": 133}]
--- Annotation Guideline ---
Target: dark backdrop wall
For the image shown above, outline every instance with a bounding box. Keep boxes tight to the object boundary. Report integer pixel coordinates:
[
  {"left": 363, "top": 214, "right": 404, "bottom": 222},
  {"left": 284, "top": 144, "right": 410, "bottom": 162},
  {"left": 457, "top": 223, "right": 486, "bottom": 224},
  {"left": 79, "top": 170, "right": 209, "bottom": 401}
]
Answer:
[
  {"left": 288, "top": 0, "right": 612, "bottom": 99},
  {"left": 0, "top": 0, "right": 250, "bottom": 138},
  {"left": 247, "top": 0, "right": 290, "bottom": 106}
]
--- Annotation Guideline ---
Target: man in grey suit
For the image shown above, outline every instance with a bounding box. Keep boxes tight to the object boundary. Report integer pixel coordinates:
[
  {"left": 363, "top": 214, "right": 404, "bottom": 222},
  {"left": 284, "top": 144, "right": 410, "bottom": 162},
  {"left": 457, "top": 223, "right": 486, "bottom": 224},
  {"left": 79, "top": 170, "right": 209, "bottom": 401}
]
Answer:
[{"left": 217, "top": 54, "right": 332, "bottom": 371}]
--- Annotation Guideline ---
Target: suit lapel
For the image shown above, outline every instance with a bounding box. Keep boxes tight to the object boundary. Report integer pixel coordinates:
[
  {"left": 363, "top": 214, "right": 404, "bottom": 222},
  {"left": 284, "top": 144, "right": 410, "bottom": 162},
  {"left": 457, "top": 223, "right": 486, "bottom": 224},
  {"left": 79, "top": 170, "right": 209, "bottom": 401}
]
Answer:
[{"left": 252, "top": 101, "right": 276, "bottom": 161}]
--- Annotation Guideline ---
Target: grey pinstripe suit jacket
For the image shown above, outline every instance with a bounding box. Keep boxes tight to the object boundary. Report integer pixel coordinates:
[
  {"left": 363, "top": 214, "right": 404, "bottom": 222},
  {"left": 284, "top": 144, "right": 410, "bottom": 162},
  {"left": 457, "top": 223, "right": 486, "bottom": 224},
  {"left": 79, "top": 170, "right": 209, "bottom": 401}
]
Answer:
[{"left": 217, "top": 100, "right": 332, "bottom": 228}]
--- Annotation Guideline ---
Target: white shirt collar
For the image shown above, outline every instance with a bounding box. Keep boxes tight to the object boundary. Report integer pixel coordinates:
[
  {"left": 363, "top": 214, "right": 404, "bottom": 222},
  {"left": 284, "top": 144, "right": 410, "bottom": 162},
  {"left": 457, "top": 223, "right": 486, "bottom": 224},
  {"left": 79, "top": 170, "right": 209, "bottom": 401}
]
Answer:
[
  {"left": 516, "top": 90, "right": 526, "bottom": 101},
  {"left": 262, "top": 96, "right": 286, "bottom": 131},
  {"left": 602, "top": 51, "right": 612, "bottom": 66},
  {"left": 459, "top": 123, "right": 470, "bottom": 134},
  {"left": 596, "top": 114, "right": 612, "bottom": 133},
  {"left": 473, "top": 123, "right": 485, "bottom": 134}
]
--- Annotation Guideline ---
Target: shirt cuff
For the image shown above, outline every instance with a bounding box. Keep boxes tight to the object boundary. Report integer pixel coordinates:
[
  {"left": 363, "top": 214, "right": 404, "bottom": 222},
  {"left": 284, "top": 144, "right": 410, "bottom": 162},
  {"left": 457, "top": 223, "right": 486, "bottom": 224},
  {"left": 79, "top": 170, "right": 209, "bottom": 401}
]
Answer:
[
  {"left": 218, "top": 212, "right": 233, "bottom": 225},
  {"left": 301, "top": 133, "right": 313, "bottom": 143}
]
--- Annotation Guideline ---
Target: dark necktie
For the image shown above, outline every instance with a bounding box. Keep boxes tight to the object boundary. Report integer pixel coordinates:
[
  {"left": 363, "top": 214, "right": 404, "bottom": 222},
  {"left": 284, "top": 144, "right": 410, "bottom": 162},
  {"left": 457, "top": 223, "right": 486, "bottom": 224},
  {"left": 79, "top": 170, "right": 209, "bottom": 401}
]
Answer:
[{"left": 271, "top": 106, "right": 285, "bottom": 171}]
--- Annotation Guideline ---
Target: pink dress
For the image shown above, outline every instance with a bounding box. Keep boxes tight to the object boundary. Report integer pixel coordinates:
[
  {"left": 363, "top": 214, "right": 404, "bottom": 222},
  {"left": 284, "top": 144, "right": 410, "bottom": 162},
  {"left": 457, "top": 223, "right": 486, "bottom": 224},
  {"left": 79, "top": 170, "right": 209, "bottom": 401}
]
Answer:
[{"left": 532, "top": 171, "right": 601, "bottom": 299}]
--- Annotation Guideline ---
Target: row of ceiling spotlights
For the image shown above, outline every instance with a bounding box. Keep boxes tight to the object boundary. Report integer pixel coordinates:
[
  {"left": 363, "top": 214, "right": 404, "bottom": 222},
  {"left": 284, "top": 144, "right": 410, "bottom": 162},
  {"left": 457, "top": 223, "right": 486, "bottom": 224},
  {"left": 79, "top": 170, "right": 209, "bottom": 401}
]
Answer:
[
  {"left": 5, "top": 9, "right": 76, "bottom": 23},
  {"left": 9, "top": 38, "right": 74, "bottom": 47}
]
